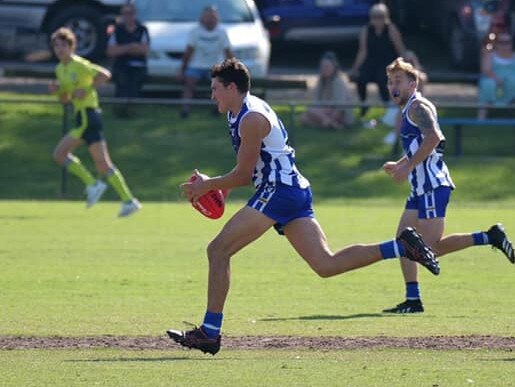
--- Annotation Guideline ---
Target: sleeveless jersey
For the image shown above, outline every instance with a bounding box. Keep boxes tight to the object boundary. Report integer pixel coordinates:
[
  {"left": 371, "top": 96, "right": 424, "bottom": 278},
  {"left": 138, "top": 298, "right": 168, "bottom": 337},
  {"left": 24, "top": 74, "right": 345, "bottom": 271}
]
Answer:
[
  {"left": 401, "top": 92, "right": 455, "bottom": 195},
  {"left": 228, "top": 93, "right": 310, "bottom": 189}
]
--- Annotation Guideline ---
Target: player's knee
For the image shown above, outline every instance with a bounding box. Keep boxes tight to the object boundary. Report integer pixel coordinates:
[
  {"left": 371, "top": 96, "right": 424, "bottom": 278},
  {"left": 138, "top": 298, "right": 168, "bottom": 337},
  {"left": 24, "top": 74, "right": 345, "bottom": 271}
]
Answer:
[
  {"left": 310, "top": 261, "right": 335, "bottom": 278},
  {"left": 315, "top": 267, "right": 335, "bottom": 278},
  {"left": 95, "top": 161, "right": 111, "bottom": 175},
  {"left": 52, "top": 148, "right": 66, "bottom": 165},
  {"left": 207, "top": 239, "right": 231, "bottom": 264}
]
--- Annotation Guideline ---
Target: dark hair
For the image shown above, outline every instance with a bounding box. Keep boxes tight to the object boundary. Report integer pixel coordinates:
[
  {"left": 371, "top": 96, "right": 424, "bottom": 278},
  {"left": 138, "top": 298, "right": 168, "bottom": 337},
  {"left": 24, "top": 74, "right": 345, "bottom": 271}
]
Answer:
[
  {"left": 321, "top": 51, "right": 340, "bottom": 68},
  {"left": 211, "top": 58, "right": 251, "bottom": 93}
]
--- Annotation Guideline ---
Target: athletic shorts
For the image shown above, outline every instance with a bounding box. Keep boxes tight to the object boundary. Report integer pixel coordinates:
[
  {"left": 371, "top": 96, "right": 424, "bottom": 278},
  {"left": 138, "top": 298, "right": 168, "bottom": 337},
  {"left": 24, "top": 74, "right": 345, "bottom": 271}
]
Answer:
[
  {"left": 69, "top": 108, "right": 104, "bottom": 145},
  {"left": 405, "top": 186, "right": 452, "bottom": 219},
  {"left": 184, "top": 67, "right": 211, "bottom": 81},
  {"left": 247, "top": 182, "right": 314, "bottom": 235}
]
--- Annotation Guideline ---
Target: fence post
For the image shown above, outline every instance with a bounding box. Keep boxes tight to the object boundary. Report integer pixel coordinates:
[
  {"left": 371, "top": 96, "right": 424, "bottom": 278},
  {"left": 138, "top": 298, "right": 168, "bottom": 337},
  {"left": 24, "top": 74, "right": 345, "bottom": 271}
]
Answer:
[{"left": 60, "top": 103, "right": 72, "bottom": 197}]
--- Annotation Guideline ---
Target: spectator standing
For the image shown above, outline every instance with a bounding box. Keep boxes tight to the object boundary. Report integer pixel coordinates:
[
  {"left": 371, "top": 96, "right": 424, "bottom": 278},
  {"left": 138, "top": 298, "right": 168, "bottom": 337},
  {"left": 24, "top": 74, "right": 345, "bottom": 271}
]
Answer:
[
  {"left": 300, "top": 51, "right": 354, "bottom": 130},
  {"left": 107, "top": 3, "right": 150, "bottom": 117},
  {"left": 350, "top": 3, "right": 406, "bottom": 119},
  {"left": 478, "top": 32, "right": 515, "bottom": 119},
  {"left": 179, "top": 6, "right": 234, "bottom": 118}
]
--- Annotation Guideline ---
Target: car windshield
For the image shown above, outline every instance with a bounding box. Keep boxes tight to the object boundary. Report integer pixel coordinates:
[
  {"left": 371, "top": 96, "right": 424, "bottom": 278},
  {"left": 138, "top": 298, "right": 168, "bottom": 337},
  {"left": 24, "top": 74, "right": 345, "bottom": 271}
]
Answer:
[{"left": 136, "top": 0, "right": 254, "bottom": 23}]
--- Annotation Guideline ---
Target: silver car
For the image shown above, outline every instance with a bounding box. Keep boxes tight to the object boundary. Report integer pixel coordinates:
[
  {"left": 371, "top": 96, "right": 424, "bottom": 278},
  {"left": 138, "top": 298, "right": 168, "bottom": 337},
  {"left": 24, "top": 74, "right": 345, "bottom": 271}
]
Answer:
[
  {"left": 0, "top": 0, "right": 125, "bottom": 58},
  {"left": 137, "top": 0, "right": 271, "bottom": 78}
]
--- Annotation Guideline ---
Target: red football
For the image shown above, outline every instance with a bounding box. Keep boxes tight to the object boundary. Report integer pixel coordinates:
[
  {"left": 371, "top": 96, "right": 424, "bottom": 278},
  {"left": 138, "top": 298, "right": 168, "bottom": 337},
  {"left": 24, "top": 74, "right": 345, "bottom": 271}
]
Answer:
[{"left": 189, "top": 176, "right": 225, "bottom": 219}]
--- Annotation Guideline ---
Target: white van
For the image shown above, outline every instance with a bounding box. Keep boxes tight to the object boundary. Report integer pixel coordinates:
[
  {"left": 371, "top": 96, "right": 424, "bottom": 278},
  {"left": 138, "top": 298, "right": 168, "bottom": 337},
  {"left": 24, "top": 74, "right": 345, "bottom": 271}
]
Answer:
[{"left": 137, "top": 0, "right": 271, "bottom": 78}]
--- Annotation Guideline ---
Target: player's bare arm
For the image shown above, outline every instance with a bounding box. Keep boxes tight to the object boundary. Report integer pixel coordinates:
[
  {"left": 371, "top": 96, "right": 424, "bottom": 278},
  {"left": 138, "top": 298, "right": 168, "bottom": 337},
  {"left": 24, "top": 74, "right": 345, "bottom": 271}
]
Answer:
[
  {"left": 182, "top": 112, "right": 269, "bottom": 201},
  {"left": 407, "top": 100, "right": 444, "bottom": 166},
  {"left": 93, "top": 67, "right": 111, "bottom": 87}
]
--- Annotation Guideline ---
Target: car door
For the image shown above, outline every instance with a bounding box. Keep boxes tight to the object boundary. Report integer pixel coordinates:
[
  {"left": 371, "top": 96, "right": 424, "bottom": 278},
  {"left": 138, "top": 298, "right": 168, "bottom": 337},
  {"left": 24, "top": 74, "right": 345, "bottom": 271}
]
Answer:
[{"left": 0, "top": 0, "right": 46, "bottom": 32}]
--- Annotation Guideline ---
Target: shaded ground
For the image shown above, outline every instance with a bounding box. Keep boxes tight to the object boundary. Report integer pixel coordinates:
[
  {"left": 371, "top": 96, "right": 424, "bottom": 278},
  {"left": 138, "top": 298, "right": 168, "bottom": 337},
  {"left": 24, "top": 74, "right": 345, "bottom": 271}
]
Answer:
[{"left": 1, "top": 335, "right": 514, "bottom": 351}]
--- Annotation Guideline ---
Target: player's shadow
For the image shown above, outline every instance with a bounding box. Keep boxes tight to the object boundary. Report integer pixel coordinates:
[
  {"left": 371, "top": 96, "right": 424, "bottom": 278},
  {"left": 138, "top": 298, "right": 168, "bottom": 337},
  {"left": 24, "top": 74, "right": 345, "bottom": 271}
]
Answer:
[
  {"left": 65, "top": 356, "right": 214, "bottom": 363},
  {"left": 479, "top": 358, "right": 515, "bottom": 362},
  {"left": 260, "top": 313, "right": 391, "bottom": 322}
]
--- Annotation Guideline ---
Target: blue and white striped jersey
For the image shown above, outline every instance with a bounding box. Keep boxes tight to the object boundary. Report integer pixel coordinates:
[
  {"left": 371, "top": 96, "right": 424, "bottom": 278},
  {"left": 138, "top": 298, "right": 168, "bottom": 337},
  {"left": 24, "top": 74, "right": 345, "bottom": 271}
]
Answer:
[
  {"left": 401, "top": 92, "right": 455, "bottom": 196},
  {"left": 228, "top": 93, "right": 310, "bottom": 189}
]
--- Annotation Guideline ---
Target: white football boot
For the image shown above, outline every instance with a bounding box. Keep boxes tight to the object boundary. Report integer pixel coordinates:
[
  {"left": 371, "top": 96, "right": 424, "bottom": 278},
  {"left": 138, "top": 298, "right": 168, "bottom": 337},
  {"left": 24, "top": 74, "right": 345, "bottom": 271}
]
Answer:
[
  {"left": 85, "top": 180, "right": 107, "bottom": 208},
  {"left": 118, "top": 198, "right": 142, "bottom": 218}
]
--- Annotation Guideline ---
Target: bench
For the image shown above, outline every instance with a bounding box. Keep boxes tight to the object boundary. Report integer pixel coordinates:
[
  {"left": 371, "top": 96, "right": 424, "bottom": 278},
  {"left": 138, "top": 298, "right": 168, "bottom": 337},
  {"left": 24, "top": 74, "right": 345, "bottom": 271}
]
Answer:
[{"left": 439, "top": 118, "right": 515, "bottom": 156}]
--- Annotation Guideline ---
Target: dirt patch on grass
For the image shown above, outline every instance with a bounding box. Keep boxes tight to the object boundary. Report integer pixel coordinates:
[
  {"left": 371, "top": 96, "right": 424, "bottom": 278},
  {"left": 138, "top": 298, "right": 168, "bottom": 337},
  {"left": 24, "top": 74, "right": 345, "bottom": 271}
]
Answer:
[{"left": 1, "top": 335, "right": 514, "bottom": 351}]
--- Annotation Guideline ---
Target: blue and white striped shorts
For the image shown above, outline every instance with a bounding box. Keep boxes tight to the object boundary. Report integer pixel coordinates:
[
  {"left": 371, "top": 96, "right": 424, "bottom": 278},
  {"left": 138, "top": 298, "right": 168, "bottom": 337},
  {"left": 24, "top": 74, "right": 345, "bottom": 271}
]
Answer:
[
  {"left": 405, "top": 186, "right": 452, "bottom": 219},
  {"left": 247, "top": 182, "right": 314, "bottom": 235}
]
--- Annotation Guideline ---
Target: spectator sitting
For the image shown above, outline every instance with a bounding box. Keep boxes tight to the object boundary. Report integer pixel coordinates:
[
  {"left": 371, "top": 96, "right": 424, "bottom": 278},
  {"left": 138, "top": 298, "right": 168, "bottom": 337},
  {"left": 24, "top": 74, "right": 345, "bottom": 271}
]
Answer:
[
  {"left": 300, "top": 51, "right": 354, "bottom": 130},
  {"left": 106, "top": 3, "right": 150, "bottom": 117},
  {"left": 478, "top": 32, "right": 515, "bottom": 119},
  {"left": 179, "top": 6, "right": 234, "bottom": 118},
  {"left": 349, "top": 3, "right": 406, "bottom": 120}
]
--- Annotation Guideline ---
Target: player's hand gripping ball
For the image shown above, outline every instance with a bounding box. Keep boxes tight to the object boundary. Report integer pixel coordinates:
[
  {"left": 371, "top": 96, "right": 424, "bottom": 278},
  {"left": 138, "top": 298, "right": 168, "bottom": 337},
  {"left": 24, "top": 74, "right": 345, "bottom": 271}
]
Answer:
[{"left": 188, "top": 175, "right": 226, "bottom": 220}]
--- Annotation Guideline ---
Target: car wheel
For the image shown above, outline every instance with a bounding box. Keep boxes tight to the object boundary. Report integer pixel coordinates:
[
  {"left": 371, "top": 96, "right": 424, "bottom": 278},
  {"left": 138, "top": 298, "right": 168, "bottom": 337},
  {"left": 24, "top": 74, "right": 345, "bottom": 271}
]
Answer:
[
  {"left": 449, "top": 18, "right": 479, "bottom": 70},
  {"left": 47, "top": 5, "right": 106, "bottom": 59}
]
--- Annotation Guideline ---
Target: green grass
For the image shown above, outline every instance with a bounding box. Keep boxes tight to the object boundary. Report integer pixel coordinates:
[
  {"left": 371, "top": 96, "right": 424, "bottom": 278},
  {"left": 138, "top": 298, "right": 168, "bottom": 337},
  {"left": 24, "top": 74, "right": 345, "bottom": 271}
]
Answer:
[
  {"left": 0, "top": 93, "right": 514, "bottom": 202},
  {"left": 1, "top": 94, "right": 514, "bottom": 386},
  {"left": 1, "top": 349, "right": 514, "bottom": 387},
  {"left": 1, "top": 201, "right": 514, "bottom": 337}
]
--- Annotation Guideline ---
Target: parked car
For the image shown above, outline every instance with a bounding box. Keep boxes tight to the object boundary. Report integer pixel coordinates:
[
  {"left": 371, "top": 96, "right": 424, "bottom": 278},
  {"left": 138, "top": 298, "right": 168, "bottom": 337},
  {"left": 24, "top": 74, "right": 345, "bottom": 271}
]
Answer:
[
  {"left": 136, "top": 0, "right": 271, "bottom": 79},
  {"left": 391, "top": 0, "right": 513, "bottom": 70},
  {"left": 0, "top": 0, "right": 125, "bottom": 59},
  {"left": 254, "top": 0, "right": 379, "bottom": 43}
]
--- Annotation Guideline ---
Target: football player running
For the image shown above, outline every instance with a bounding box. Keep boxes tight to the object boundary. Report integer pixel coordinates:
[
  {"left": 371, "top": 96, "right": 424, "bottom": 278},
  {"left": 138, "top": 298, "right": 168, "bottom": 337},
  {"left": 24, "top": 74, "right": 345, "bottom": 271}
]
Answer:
[
  {"left": 382, "top": 57, "right": 514, "bottom": 314},
  {"left": 50, "top": 27, "right": 141, "bottom": 217},
  {"left": 168, "top": 58, "right": 439, "bottom": 355}
]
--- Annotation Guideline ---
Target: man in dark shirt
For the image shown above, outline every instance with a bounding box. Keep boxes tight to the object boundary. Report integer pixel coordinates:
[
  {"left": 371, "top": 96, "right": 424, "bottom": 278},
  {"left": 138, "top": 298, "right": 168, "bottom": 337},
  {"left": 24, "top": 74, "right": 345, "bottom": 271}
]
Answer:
[{"left": 107, "top": 3, "right": 150, "bottom": 117}]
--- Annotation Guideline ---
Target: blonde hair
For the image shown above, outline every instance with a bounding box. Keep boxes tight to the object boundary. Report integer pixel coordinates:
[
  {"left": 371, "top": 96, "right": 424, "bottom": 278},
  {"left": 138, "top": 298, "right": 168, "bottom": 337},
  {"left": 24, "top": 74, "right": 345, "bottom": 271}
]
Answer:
[
  {"left": 369, "top": 3, "right": 390, "bottom": 23},
  {"left": 50, "top": 27, "right": 76, "bottom": 51},
  {"left": 386, "top": 57, "right": 419, "bottom": 84}
]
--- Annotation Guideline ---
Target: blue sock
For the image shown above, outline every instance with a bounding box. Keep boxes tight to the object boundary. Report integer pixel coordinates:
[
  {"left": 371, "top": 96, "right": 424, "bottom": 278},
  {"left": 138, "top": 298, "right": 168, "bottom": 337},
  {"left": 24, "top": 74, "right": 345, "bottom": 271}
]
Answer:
[
  {"left": 380, "top": 239, "right": 406, "bottom": 259},
  {"left": 472, "top": 231, "right": 490, "bottom": 245},
  {"left": 406, "top": 282, "right": 421, "bottom": 300},
  {"left": 201, "top": 311, "right": 223, "bottom": 338}
]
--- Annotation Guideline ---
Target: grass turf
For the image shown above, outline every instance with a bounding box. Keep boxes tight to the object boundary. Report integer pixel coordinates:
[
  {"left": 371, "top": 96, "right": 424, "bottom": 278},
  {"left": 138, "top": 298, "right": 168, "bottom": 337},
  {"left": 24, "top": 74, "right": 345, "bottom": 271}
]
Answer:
[
  {"left": 1, "top": 201, "right": 514, "bottom": 337},
  {"left": 0, "top": 93, "right": 514, "bottom": 202},
  {"left": 0, "top": 93, "right": 514, "bottom": 386},
  {"left": 1, "top": 349, "right": 514, "bottom": 387}
]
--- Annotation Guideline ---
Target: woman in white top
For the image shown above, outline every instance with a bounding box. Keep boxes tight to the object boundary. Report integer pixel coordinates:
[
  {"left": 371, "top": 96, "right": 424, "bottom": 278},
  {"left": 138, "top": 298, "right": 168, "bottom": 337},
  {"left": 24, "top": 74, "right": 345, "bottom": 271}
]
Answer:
[
  {"left": 300, "top": 51, "right": 354, "bottom": 130},
  {"left": 478, "top": 32, "right": 515, "bottom": 119}
]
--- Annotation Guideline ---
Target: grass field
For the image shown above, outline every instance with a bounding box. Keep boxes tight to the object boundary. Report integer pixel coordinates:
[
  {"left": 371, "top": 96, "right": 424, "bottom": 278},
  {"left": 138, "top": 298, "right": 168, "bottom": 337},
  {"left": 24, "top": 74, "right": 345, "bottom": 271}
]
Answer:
[
  {"left": 1, "top": 92, "right": 515, "bottom": 202},
  {"left": 0, "top": 95, "right": 514, "bottom": 386},
  {"left": 2, "top": 348, "right": 514, "bottom": 386},
  {"left": 1, "top": 201, "right": 514, "bottom": 386}
]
